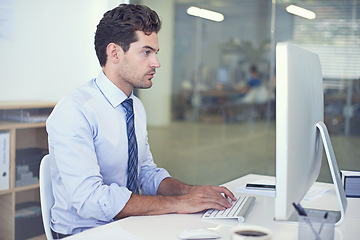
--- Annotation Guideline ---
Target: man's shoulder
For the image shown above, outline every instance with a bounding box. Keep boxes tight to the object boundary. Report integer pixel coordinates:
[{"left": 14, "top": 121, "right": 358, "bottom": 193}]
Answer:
[
  {"left": 57, "top": 80, "right": 97, "bottom": 106},
  {"left": 49, "top": 80, "right": 99, "bottom": 119}
]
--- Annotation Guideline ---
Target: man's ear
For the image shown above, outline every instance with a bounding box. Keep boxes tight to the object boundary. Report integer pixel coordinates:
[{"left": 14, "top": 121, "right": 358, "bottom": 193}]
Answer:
[{"left": 106, "top": 43, "right": 122, "bottom": 64}]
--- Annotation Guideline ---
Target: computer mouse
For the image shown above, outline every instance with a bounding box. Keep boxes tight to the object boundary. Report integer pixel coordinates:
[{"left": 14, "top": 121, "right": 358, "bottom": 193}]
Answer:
[{"left": 178, "top": 228, "right": 221, "bottom": 239}]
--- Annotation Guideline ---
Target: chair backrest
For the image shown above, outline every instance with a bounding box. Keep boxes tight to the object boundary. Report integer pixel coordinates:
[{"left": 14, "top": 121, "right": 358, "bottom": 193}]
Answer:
[{"left": 39, "top": 154, "right": 54, "bottom": 240}]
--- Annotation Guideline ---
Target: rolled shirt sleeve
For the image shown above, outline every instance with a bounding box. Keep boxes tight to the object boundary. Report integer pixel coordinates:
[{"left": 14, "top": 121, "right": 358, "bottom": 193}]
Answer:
[{"left": 139, "top": 141, "right": 170, "bottom": 196}]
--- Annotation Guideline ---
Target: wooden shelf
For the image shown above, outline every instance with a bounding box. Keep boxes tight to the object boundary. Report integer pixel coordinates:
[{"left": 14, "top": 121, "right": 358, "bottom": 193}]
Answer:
[
  {"left": 14, "top": 184, "right": 40, "bottom": 193},
  {"left": 0, "top": 121, "right": 46, "bottom": 130},
  {"left": 0, "top": 101, "right": 55, "bottom": 240},
  {"left": 0, "top": 101, "right": 56, "bottom": 110},
  {"left": 0, "top": 189, "right": 12, "bottom": 195}
]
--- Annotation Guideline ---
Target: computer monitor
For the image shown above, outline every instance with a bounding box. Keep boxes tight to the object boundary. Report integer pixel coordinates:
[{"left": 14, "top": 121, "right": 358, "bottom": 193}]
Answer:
[
  {"left": 217, "top": 67, "right": 230, "bottom": 84},
  {"left": 274, "top": 42, "right": 347, "bottom": 225}
]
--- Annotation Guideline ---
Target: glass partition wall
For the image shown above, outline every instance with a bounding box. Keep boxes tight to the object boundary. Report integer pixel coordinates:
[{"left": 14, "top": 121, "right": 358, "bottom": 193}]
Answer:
[
  {"left": 274, "top": 0, "right": 360, "bottom": 182},
  {"left": 133, "top": 0, "right": 360, "bottom": 185}
]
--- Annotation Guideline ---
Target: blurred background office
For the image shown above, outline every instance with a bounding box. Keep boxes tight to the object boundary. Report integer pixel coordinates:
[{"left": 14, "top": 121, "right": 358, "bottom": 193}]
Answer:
[{"left": 1, "top": 0, "right": 359, "bottom": 185}]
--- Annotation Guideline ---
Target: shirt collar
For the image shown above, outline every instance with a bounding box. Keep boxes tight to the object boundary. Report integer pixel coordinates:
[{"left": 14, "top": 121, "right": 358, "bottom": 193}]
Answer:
[{"left": 95, "top": 71, "right": 133, "bottom": 108}]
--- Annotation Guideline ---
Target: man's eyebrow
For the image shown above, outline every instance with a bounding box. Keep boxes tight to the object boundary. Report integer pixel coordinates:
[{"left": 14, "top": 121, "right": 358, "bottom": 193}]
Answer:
[{"left": 143, "top": 45, "right": 160, "bottom": 53}]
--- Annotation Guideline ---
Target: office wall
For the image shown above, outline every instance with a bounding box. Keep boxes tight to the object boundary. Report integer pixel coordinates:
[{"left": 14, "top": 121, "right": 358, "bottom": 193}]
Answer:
[
  {"left": 138, "top": 0, "right": 174, "bottom": 126},
  {"left": 0, "top": 0, "right": 170, "bottom": 126},
  {"left": 0, "top": 0, "right": 125, "bottom": 102}
]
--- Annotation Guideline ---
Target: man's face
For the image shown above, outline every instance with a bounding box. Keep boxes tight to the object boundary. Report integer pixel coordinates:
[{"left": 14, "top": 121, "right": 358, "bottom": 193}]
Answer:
[{"left": 117, "top": 31, "right": 160, "bottom": 92}]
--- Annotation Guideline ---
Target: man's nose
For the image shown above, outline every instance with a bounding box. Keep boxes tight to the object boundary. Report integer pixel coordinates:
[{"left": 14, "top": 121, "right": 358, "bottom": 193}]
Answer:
[{"left": 151, "top": 55, "right": 161, "bottom": 68}]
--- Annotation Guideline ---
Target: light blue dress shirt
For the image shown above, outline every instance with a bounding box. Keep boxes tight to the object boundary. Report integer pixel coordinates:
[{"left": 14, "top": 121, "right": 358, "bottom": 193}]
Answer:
[{"left": 46, "top": 71, "right": 171, "bottom": 235}]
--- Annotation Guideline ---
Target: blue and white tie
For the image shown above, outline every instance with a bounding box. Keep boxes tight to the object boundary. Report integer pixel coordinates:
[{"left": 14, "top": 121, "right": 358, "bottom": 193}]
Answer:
[{"left": 121, "top": 98, "right": 139, "bottom": 194}]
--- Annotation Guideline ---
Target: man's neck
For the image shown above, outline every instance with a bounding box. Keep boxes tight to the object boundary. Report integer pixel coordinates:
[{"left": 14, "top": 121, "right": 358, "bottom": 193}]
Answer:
[{"left": 102, "top": 66, "right": 132, "bottom": 97}]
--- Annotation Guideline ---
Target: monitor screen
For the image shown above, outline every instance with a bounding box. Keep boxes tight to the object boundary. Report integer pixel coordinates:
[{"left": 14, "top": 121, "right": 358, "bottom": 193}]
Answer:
[
  {"left": 217, "top": 67, "right": 230, "bottom": 84},
  {"left": 275, "top": 42, "right": 324, "bottom": 221}
]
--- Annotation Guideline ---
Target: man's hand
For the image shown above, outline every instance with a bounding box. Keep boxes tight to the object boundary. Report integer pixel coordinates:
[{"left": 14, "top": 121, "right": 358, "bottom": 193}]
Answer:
[
  {"left": 115, "top": 178, "right": 237, "bottom": 219},
  {"left": 173, "top": 185, "right": 237, "bottom": 214}
]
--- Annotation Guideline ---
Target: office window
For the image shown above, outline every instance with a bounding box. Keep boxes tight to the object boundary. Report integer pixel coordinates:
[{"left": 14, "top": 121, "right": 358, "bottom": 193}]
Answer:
[
  {"left": 275, "top": 0, "right": 360, "bottom": 181},
  {"left": 134, "top": 0, "right": 359, "bottom": 185}
]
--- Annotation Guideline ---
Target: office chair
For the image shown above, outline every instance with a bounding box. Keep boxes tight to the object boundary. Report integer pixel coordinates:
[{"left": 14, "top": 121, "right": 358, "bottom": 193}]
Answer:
[{"left": 39, "top": 154, "right": 54, "bottom": 240}]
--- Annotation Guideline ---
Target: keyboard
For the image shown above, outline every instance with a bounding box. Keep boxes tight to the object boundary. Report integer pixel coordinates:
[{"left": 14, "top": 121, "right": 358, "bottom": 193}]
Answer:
[{"left": 202, "top": 196, "right": 256, "bottom": 222}]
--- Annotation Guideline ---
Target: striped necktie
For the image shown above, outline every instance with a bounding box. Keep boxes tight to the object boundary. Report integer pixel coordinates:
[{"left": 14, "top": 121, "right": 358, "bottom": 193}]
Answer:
[{"left": 121, "top": 98, "right": 139, "bottom": 194}]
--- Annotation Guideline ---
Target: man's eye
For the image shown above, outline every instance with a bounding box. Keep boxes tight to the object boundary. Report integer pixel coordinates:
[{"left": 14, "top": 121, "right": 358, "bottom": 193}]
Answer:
[{"left": 144, "top": 51, "right": 150, "bottom": 55}]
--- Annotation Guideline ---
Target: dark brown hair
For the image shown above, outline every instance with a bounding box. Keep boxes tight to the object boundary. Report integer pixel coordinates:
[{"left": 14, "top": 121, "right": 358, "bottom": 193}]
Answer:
[{"left": 94, "top": 4, "right": 162, "bottom": 67}]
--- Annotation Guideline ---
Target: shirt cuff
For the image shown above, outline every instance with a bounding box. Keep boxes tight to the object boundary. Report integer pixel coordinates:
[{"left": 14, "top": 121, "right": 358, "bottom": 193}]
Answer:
[
  {"left": 102, "top": 184, "right": 132, "bottom": 220},
  {"left": 141, "top": 168, "right": 171, "bottom": 196}
]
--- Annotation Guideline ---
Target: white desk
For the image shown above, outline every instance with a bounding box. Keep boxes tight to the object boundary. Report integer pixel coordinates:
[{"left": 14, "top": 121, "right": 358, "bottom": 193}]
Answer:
[{"left": 65, "top": 174, "right": 360, "bottom": 240}]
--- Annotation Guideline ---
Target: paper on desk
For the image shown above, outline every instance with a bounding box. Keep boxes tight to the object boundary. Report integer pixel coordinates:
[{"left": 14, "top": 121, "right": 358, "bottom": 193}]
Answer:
[
  {"left": 236, "top": 179, "right": 329, "bottom": 201},
  {"left": 302, "top": 187, "right": 329, "bottom": 201}
]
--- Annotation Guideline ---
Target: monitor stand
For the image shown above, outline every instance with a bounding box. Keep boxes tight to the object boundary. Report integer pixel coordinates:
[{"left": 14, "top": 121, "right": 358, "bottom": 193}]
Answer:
[
  {"left": 275, "top": 121, "right": 348, "bottom": 226},
  {"left": 315, "top": 121, "right": 347, "bottom": 226}
]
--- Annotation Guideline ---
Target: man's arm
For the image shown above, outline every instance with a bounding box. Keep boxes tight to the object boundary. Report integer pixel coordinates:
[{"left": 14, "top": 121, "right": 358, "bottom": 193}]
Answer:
[{"left": 114, "top": 177, "right": 236, "bottom": 219}]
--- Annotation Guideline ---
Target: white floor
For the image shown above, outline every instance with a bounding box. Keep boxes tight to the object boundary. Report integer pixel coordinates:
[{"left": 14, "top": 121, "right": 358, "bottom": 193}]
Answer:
[{"left": 147, "top": 120, "right": 360, "bottom": 186}]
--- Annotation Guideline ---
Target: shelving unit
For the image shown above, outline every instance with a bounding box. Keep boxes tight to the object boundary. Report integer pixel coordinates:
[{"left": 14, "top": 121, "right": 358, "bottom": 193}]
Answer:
[{"left": 0, "top": 101, "right": 55, "bottom": 240}]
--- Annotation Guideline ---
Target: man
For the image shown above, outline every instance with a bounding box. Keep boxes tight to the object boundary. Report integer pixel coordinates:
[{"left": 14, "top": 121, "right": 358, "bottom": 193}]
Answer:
[{"left": 46, "top": 4, "right": 235, "bottom": 239}]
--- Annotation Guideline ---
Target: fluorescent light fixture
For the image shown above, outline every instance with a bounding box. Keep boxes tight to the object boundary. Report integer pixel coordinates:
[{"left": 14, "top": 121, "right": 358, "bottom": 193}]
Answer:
[
  {"left": 187, "top": 6, "right": 224, "bottom": 22},
  {"left": 286, "top": 5, "right": 316, "bottom": 20}
]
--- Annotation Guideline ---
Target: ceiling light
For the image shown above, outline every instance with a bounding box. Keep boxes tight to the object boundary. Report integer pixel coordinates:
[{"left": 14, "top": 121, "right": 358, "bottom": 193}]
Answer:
[
  {"left": 286, "top": 5, "right": 316, "bottom": 20},
  {"left": 187, "top": 6, "right": 224, "bottom": 22}
]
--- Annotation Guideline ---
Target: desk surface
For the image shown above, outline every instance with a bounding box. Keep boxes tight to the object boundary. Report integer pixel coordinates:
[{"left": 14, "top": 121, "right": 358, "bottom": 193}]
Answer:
[{"left": 65, "top": 174, "right": 360, "bottom": 240}]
